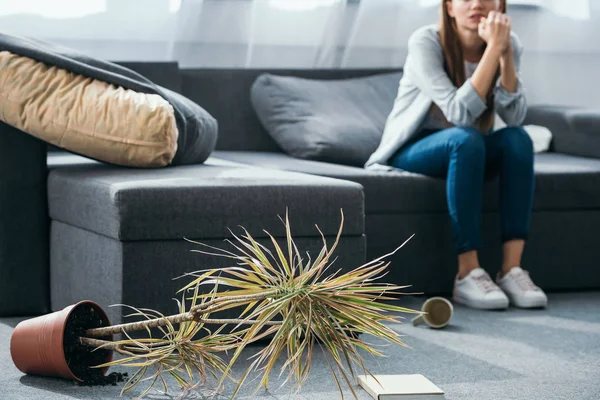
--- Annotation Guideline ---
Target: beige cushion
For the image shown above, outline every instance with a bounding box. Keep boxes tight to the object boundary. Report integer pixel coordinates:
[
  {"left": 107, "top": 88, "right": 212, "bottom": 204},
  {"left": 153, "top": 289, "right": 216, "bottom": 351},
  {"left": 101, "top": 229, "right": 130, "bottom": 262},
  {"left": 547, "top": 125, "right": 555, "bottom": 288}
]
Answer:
[{"left": 0, "top": 51, "right": 178, "bottom": 167}]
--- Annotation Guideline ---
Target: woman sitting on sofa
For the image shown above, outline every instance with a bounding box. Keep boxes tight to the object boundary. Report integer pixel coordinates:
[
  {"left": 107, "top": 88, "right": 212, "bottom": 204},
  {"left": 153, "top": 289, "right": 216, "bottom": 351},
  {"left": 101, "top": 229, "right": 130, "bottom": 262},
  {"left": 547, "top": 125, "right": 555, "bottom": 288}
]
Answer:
[{"left": 366, "top": 0, "right": 547, "bottom": 310}]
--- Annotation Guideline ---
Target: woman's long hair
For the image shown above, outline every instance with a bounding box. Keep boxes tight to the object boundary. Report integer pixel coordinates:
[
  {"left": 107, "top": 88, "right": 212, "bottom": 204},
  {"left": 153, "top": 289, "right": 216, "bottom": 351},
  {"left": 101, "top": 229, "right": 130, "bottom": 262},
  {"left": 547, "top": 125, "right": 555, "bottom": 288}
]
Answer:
[{"left": 440, "top": 0, "right": 507, "bottom": 132}]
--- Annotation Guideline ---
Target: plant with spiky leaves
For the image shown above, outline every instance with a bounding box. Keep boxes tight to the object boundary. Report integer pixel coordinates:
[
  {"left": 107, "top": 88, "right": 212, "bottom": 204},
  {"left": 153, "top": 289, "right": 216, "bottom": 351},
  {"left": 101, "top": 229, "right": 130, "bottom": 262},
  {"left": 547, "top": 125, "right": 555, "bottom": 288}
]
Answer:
[{"left": 78, "top": 210, "right": 419, "bottom": 399}]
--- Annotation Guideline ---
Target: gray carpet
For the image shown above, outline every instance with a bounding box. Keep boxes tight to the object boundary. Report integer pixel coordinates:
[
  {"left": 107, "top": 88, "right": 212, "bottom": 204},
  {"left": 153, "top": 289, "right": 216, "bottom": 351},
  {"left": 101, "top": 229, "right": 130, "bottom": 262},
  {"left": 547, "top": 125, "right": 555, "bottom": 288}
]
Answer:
[{"left": 2, "top": 292, "right": 600, "bottom": 400}]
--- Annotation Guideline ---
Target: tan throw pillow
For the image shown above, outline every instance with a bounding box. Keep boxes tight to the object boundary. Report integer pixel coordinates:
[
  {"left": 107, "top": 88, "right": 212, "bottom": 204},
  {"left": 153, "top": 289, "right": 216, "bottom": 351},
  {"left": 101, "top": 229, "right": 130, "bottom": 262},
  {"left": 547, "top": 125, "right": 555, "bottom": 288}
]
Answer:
[{"left": 0, "top": 51, "right": 178, "bottom": 167}]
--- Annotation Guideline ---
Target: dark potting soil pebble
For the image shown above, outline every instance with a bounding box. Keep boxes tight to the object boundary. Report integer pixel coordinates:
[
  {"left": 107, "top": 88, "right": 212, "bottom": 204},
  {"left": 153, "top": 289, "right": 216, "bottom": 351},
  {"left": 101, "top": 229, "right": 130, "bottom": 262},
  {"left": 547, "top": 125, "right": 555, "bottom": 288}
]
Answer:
[
  {"left": 76, "top": 371, "right": 129, "bottom": 386},
  {"left": 63, "top": 302, "right": 115, "bottom": 384}
]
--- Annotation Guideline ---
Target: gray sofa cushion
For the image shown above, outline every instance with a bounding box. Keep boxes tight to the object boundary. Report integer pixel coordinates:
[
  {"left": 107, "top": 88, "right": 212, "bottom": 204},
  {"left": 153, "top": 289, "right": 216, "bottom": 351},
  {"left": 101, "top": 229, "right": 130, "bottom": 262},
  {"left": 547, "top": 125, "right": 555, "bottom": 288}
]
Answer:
[
  {"left": 250, "top": 72, "right": 402, "bottom": 166},
  {"left": 47, "top": 158, "right": 364, "bottom": 241},
  {"left": 524, "top": 105, "right": 600, "bottom": 159},
  {"left": 180, "top": 68, "right": 401, "bottom": 152},
  {"left": 212, "top": 151, "right": 600, "bottom": 214}
]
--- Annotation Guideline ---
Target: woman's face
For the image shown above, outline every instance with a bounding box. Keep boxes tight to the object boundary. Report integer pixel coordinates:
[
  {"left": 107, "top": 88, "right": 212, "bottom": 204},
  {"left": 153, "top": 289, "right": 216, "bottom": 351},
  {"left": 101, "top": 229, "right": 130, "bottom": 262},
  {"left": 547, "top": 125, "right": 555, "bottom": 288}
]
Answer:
[{"left": 446, "top": 0, "right": 501, "bottom": 31}]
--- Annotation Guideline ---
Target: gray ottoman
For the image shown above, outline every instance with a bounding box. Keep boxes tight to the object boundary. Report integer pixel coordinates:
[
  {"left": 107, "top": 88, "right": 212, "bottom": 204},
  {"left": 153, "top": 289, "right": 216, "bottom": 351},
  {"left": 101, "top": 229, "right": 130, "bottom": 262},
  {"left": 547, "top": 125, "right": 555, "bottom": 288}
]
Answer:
[{"left": 48, "top": 158, "right": 365, "bottom": 325}]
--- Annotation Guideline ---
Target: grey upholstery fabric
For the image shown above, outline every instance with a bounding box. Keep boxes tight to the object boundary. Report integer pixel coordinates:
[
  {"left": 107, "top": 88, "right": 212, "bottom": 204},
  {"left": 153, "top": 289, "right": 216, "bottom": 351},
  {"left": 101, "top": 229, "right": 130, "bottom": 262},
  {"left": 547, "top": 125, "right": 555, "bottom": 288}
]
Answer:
[
  {"left": 213, "top": 151, "right": 600, "bottom": 213},
  {"left": 0, "top": 33, "right": 217, "bottom": 165},
  {"left": 250, "top": 72, "right": 402, "bottom": 166},
  {"left": 0, "top": 122, "right": 49, "bottom": 316},
  {"left": 50, "top": 221, "right": 367, "bottom": 325},
  {"left": 213, "top": 150, "right": 449, "bottom": 214},
  {"left": 47, "top": 158, "right": 364, "bottom": 241},
  {"left": 525, "top": 105, "right": 600, "bottom": 159},
  {"left": 180, "top": 68, "right": 401, "bottom": 152},
  {"left": 532, "top": 153, "right": 600, "bottom": 209}
]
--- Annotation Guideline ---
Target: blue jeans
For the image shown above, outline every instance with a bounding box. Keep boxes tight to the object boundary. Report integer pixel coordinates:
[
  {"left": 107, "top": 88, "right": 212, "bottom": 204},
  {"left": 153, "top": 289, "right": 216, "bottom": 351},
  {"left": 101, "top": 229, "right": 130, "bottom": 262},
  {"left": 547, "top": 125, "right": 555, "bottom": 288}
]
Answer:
[{"left": 389, "top": 126, "right": 535, "bottom": 254}]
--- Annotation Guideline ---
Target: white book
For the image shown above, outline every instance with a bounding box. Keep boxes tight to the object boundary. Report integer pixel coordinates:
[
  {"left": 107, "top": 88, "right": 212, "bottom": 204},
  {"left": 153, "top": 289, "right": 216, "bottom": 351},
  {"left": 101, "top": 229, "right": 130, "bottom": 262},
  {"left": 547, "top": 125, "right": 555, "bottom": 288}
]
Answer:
[{"left": 358, "top": 374, "right": 445, "bottom": 400}]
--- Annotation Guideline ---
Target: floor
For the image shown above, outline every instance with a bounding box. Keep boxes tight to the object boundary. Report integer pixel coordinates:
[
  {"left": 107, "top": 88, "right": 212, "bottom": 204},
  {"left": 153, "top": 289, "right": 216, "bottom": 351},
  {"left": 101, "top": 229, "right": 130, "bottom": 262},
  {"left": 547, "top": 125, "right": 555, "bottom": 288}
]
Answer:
[{"left": 1, "top": 292, "right": 599, "bottom": 400}]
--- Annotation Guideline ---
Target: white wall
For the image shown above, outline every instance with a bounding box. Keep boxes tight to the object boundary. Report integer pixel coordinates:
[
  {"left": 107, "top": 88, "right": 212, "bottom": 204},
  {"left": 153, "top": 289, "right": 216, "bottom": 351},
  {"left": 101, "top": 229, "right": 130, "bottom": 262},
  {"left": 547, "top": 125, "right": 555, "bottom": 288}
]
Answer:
[
  {"left": 1, "top": 0, "right": 598, "bottom": 108},
  {"left": 510, "top": 3, "right": 600, "bottom": 108}
]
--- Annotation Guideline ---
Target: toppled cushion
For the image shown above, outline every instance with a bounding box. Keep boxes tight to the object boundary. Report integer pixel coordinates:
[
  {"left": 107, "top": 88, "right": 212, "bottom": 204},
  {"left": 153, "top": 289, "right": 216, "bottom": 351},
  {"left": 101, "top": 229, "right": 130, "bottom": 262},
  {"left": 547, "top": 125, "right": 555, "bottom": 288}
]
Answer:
[
  {"left": 0, "top": 51, "right": 177, "bottom": 167},
  {"left": 0, "top": 32, "right": 218, "bottom": 167},
  {"left": 251, "top": 72, "right": 402, "bottom": 167}
]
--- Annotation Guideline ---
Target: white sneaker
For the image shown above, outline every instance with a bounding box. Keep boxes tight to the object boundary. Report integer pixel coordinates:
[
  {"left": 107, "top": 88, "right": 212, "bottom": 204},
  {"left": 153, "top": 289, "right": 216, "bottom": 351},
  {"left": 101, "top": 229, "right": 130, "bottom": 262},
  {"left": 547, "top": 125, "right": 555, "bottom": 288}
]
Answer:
[
  {"left": 497, "top": 267, "right": 548, "bottom": 308},
  {"left": 453, "top": 268, "right": 509, "bottom": 310}
]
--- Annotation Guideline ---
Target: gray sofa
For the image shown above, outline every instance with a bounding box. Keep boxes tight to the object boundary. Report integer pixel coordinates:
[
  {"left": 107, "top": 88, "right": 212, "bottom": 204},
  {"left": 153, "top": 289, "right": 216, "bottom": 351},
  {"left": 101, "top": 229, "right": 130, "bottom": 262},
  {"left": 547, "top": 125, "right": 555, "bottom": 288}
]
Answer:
[
  {"left": 182, "top": 68, "right": 600, "bottom": 292},
  {"left": 2, "top": 62, "right": 599, "bottom": 325}
]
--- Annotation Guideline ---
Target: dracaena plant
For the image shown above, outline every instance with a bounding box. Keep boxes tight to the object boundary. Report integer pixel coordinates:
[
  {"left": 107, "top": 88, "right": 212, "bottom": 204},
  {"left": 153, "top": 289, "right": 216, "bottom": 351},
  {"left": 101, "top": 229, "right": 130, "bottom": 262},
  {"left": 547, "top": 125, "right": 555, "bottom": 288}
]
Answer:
[{"left": 80, "top": 210, "right": 419, "bottom": 399}]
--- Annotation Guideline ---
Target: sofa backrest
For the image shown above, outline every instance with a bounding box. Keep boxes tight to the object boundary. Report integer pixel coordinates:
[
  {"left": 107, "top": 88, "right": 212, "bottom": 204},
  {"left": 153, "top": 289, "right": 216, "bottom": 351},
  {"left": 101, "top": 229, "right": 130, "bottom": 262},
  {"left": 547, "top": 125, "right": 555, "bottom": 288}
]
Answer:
[{"left": 180, "top": 68, "right": 402, "bottom": 152}]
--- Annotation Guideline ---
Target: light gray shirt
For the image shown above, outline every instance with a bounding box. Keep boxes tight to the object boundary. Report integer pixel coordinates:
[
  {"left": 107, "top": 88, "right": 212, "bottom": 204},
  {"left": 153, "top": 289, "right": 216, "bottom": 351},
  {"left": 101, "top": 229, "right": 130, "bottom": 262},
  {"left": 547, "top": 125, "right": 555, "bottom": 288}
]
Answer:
[
  {"left": 365, "top": 24, "right": 527, "bottom": 169},
  {"left": 422, "top": 60, "right": 479, "bottom": 131}
]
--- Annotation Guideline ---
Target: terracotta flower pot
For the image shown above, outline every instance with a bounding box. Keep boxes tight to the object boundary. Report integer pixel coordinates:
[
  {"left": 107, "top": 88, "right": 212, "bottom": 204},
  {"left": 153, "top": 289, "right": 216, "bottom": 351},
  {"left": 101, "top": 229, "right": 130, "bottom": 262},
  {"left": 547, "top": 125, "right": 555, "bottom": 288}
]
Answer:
[{"left": 10, "top": 300, "right": 113, "bottom": 382}]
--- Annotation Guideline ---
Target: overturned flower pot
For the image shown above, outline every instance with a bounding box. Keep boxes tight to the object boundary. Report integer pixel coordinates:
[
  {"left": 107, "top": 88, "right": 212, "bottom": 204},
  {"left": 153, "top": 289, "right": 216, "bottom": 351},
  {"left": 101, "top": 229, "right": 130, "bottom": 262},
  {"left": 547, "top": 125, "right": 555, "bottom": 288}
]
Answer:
[{"left": 10, "top": 300, "right": 113, "bottom": 382}]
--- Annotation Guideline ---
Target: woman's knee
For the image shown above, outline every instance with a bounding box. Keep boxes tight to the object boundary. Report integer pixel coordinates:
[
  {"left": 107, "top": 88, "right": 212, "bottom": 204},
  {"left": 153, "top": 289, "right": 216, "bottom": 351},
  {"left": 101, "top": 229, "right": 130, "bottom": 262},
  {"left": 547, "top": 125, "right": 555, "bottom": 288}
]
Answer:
[
  {"left": 447, "top": 127, "right": 485, "bottom": 156},
  {"left": 495, "top": 126, "right": 533, "bottom": 156}
]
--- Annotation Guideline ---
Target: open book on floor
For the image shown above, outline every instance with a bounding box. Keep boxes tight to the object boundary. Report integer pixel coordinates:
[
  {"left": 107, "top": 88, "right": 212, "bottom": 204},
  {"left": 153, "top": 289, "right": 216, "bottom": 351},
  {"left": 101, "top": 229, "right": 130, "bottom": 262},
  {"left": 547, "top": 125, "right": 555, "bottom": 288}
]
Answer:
[{"left": 358, "top": 374, "right": 445, "bottom": 400}]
